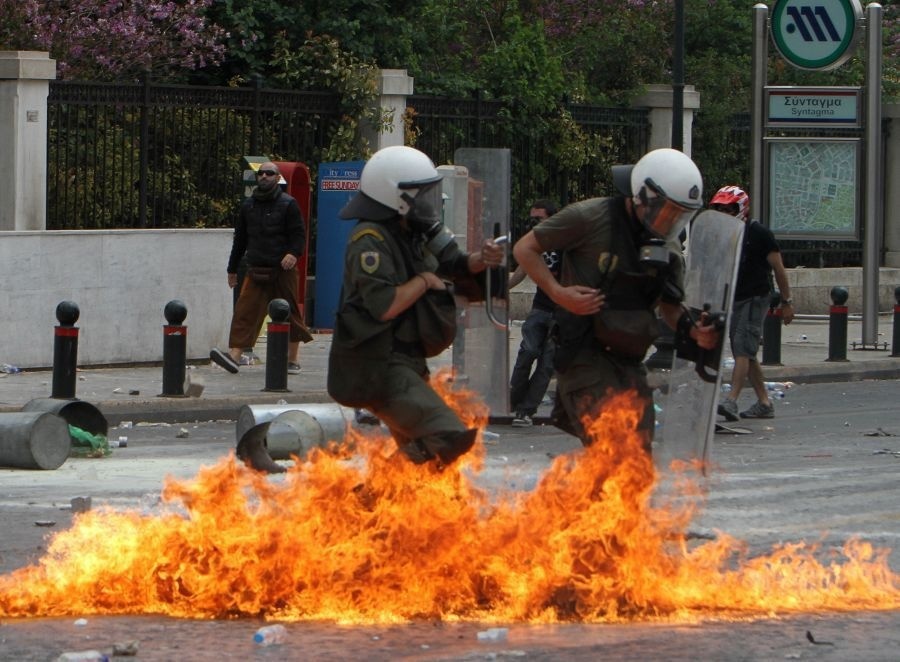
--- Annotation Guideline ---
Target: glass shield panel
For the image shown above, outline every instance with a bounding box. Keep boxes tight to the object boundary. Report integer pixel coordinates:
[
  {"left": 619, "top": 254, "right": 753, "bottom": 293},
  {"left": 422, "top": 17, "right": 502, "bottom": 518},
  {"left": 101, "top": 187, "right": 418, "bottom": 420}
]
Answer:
[
  {"left": 655, "top": 210, "right": 744, "bottom": 481},
  {"left": 451, "top": 148, "right": 511, "bottom": 416}
]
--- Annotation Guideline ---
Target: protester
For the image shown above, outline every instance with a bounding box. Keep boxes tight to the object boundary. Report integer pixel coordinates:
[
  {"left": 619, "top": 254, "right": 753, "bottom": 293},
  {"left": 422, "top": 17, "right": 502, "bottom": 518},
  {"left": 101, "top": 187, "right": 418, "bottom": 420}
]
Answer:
[
  {"left": 508, "top": 199, "right": 560, "bottom": 427},
  {"left": 210, "top": 161, "right": 312, "bottom": 374},
  {"left": 513, "top": 148, "right": 719, "bottom": 451},
  {"left": 712, "top": 185, "right": 794, "bottom": 420},
  {"left": 327, "top": 145, "right": 504, "bottom": 467}
]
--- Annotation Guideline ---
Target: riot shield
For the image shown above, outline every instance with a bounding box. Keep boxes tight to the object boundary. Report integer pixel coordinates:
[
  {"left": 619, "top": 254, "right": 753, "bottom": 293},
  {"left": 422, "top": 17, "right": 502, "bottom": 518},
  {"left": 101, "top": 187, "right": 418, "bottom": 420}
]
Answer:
[
  {"left": 655, "top": 210, "right": 744, "bottom": 477},
  {"left": 450, "top": 148, "right": 511, "bottom": 416}
]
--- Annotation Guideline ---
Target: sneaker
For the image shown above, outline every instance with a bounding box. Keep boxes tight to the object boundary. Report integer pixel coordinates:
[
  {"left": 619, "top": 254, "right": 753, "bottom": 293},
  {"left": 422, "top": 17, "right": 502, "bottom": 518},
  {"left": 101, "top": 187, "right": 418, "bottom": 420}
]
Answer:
[
  {"left": 287, "top": 362, "right": 301, "bottom": 375},
  {"left": 717, "top": 398, "right": 739, "bottom": 422},
  {"left": 740, "top": 400, "right": 775, "bottom": 419},
  {"left": 210, "top": 348, "right": 239, "bottom": 374},
  {"left": 511, "top": 412, "right": 533, "bottom": 428},
  {"left": 240, "top": 351, "right": 261, "bottom": 366}
]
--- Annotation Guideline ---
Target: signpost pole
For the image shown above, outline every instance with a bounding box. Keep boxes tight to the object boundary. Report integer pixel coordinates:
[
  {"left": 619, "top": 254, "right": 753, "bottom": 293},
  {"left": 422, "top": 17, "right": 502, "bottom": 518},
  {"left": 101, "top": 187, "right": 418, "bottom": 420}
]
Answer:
[
  {"left": 862, "top": 2, "right": 883, "bottom": 346},
  {"left": 751, "top": 3, "right": 769, "bottom": 221}
]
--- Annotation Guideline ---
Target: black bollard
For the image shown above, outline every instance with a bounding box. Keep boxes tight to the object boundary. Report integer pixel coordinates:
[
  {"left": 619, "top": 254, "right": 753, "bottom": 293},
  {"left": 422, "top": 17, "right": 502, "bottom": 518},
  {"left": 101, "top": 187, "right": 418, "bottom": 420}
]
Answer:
[
  {"left": 892, "top": 286, "right": 900, "bottom": 358},
  {"left": 264, "top": 298, "right": 291, "bottom": 392},
  {"left": 160, "top": 300, "right": 188, "bottom": 397},
  {"left": 761, "top": 291, "right": 783, "bottom": 366},
  {"left": 826, "top": 286, "right": 849, "bottom": 362},
  {"left": 51, "top": 301, "right": 80, "bottom": 399}
]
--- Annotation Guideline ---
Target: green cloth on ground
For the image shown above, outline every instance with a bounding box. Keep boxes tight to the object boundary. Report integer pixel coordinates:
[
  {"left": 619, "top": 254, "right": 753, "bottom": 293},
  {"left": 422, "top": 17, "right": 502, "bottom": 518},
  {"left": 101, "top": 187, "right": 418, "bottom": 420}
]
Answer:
[{"left": 68, "top": 424, "right": 111, "bottom": 458}]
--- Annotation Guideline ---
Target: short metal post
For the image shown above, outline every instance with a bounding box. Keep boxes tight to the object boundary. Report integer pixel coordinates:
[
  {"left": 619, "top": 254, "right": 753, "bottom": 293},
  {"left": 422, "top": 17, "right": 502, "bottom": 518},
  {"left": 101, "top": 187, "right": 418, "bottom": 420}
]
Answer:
[
  {"left": 264, "top": 298, "right": 290, "bottom": 392},
  {"left": 161, "top": 300, "right": 187, "bottom": 397},
  {"left": 891, "top": 286, "right": 900, "bottom": 358},
  {"left": 761, "top": 291, "right": 782, "bottom": 366},
  {"left": 51, "top": 301, "right": 80, "bottom": 399},
  {"left": 827, "top": 286, "right": 849, "bottom": 362}
]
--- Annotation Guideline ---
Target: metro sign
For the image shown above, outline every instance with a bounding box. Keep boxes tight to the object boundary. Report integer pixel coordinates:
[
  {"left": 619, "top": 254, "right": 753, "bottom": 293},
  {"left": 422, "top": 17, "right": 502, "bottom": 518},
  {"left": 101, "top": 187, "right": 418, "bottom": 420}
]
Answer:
[{"left": 771, "top": 0, "right": 862, "bottom": 70}]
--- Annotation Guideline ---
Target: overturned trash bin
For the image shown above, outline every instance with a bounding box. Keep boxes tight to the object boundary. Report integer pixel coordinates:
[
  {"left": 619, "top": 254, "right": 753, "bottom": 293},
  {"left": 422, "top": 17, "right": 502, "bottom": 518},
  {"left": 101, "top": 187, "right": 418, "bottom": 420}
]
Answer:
[
  {"left": 236, "top": 403, "right": 362, "bottom": 473},
  {"left": 0, "top": 411, "right": 71, "bottom": 470},
  {"left": 23, "top": 397, "right": 109, "bottom": 439}
]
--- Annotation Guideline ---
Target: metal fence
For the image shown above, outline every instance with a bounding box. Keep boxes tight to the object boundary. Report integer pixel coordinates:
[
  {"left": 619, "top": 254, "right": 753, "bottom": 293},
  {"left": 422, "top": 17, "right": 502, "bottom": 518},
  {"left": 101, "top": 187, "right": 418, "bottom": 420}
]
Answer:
[
  {"left": 46, "top": 80, "right": 866, "bottom": 267},
  {"left": 407, "top": 94, "right": 650, "bottom": 240},
  {"left": 47, "top": 79, "right": 341, "bottom": 230}
]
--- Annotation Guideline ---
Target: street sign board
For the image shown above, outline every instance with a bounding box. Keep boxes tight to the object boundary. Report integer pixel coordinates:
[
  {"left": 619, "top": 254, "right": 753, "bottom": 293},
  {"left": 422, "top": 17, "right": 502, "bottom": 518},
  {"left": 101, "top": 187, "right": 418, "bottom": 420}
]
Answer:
[
  {"left": 765, "top": 137, "right": 861, "bottom": 240},
  {"left": 766, "top": 86, "right": 861, "bottom": 127},
  {"left": 770, "top": 0, "right": 862, "bottom": 70}
]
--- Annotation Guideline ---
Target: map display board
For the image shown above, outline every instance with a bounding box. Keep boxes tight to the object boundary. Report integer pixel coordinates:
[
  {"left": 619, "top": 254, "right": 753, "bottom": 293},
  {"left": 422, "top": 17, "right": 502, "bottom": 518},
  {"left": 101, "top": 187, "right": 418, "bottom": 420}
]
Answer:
[{"left": 765, "top": 138, "right": 860, "bottom": 239}]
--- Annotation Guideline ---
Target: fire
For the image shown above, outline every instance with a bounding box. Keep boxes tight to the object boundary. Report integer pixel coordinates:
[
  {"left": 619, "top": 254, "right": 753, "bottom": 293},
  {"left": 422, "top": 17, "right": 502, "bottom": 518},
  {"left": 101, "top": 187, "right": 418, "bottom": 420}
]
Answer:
[{"left": 1, "top": 371, "right": 899, "bottom": 623}]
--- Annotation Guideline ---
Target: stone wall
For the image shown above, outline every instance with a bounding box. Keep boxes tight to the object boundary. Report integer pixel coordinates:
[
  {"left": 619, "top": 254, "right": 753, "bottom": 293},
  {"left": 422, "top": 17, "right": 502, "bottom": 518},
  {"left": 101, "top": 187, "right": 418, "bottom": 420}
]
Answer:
[{"left": 0, "top": 229, "right": 234, "bottom": 368}]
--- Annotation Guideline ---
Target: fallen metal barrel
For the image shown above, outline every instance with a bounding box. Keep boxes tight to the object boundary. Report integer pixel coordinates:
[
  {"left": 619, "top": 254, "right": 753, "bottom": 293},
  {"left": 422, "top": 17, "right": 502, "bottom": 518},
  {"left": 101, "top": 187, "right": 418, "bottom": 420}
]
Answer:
[
  {"left": 235, "top": 403, "right": 361, "bottom": 473},
  {"left": 0, "top": 411, "right": 71, "bottom": 470},
  {"left": 23, "top": 397, "right": 109, "bottom": 440}
]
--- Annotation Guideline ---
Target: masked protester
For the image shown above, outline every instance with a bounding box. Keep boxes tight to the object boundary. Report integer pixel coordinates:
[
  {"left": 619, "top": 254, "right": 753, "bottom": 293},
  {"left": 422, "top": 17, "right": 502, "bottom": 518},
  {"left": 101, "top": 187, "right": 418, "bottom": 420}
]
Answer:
[
  {"left": 513, "top": 148, "right": 719, "bottom": 452},
  {"left": 712, "top": 185, "right": 794, "bottom": 421},
  {"left": 327, "top": 146, "right": 504, "bottom": 467}
]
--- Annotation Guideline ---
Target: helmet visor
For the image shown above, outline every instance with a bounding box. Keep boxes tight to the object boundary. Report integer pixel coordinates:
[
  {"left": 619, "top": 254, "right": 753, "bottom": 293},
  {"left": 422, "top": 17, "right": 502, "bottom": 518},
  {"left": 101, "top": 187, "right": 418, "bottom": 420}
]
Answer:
[
  {"left": 642, "top": 197, "right": 695, "bottom": 239},
  {"left": 400, "top": 179, "right": 443, "bottom": 226},
  {"left": 638, "top": 177, "right": 698, "bottom": 239}
]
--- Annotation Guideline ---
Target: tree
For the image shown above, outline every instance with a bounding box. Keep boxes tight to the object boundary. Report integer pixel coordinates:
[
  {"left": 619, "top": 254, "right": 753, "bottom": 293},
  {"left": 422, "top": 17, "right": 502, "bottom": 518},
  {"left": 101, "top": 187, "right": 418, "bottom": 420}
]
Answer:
[{"left": 0, "top": 0, "right": 226, "bottom": 81}]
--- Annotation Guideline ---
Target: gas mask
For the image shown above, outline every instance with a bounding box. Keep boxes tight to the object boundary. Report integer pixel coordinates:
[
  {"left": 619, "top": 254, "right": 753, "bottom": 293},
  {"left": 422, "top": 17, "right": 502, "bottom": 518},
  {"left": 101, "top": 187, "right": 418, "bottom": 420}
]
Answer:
[
  {"left": 400, "top": 182, "right": 455, "bottom": 255},
  {"left": 638, "top": 237, "right": 670, "bottom": 272}
]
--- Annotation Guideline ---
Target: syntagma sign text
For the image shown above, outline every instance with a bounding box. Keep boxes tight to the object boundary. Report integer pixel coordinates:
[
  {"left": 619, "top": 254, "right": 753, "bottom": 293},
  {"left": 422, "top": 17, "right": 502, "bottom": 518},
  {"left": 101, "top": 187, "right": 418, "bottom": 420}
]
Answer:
[{"left": 766, "top": 86, "right": 861, "bottom": 128}]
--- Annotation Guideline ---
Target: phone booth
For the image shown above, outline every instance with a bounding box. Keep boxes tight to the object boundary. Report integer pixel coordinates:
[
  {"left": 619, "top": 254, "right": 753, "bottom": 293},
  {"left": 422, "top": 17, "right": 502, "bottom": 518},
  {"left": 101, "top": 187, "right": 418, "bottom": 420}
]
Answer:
[{"left": 274, "top": 161, "right": 312, "bottom": 320}]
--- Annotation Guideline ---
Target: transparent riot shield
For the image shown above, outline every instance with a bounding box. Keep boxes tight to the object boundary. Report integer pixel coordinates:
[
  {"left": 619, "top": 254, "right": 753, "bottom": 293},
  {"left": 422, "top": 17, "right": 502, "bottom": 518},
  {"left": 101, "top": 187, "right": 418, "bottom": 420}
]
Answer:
[
  {"left": 450, "top": 148, "right": 511, "bottom": 416},
  {"left": 655, "top": 210, "right": 744, "bottom": 478}
]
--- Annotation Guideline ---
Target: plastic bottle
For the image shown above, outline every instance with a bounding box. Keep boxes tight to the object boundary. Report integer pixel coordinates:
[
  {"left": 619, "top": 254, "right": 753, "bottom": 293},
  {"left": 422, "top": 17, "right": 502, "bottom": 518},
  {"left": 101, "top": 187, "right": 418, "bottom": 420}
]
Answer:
[
  {"left": 253, "top": 624, "right": 287, "bottom": 646},
  {"left": 477, "top": 627, "right": 509, "bottom": 642},
  {"left": 56, "top": 652, "right": 109, "bottom": 662},
  {"left": 0, "top": 363, "right": 21, "bottom": 374}
]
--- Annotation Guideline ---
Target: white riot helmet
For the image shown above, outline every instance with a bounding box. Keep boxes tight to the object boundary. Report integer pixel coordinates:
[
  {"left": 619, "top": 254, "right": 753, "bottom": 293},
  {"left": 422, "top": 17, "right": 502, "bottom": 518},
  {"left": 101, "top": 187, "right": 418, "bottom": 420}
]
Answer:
[
  {"left": 340, "top": 145, "right": 443, "bottom": 222},
  {"left": 630, "top": 148, "right": 703, "bottom": 239}
]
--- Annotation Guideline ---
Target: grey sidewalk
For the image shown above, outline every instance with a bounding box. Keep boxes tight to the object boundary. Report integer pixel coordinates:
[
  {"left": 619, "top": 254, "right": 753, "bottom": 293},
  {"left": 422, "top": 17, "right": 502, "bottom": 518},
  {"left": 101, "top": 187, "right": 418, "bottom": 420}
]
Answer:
[{"left": 0, "top": 316, "right": 897, "bottom": 424}]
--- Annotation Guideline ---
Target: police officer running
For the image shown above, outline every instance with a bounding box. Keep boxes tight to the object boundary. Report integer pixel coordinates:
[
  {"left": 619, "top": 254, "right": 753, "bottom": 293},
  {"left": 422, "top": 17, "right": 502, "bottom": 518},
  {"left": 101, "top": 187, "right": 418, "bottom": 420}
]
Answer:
[
  {"left": 327, "top": 146, "right": 504, "bottom": 467},
  {"left": 513, "top": 148, "right": 719, "bottom": 451}
]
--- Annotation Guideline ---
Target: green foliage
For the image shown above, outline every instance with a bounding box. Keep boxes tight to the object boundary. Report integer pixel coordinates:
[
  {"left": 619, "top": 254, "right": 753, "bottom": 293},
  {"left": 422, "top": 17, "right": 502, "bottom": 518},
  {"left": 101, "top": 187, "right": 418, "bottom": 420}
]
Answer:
[
  {"left": 47, "top": 103, "right": 250, "bottom": 229},
  {"left": 271, "top": 32, "right": 389, "bottom": 161}
]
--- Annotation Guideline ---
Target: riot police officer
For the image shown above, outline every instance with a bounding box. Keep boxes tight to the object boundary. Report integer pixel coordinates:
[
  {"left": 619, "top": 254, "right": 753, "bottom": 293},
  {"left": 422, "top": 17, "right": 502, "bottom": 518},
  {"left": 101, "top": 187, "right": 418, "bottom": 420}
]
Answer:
[{"left": 328, "top": 146, "right": 504, "bottom": 467}]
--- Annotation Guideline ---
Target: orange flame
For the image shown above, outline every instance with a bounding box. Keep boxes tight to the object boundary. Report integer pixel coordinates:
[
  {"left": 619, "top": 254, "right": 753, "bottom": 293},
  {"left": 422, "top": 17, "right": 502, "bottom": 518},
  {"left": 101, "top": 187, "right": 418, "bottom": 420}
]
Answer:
[{"left": 2, "top": 371, "right": 899, "bottom": 623}]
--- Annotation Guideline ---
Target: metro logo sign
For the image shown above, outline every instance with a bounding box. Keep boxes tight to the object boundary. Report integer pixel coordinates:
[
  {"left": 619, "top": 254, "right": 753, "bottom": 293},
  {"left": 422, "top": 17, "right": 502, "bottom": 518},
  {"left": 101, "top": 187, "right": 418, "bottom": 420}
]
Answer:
[
  {"left": 771, "top": 0, "right": 862, "bottom": 70},
  {"left": 784, "top": 5, "right": 840, "bottom": 41}
]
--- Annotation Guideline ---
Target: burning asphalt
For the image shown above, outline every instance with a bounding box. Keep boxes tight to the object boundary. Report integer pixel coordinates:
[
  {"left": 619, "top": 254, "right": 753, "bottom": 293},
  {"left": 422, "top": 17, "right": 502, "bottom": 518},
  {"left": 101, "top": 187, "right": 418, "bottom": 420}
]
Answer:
[{"left": 1, "top": 378, "right": 900, "bottom": 660}]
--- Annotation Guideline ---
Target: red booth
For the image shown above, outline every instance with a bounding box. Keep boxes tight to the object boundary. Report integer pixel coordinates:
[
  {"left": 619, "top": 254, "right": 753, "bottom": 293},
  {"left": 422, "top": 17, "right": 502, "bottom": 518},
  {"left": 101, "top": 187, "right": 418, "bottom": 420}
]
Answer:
[{"left": 274, "top": 161, "right": 312, "bottom": 320}]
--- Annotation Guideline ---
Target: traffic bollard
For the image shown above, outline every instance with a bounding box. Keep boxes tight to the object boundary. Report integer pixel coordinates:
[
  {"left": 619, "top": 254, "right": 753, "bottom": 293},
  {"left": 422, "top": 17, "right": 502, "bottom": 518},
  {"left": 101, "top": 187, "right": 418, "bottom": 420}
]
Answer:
[
  {"left": 761, "top": 292, "right": 783, "bottom": 366},
  {"left": 264, "top": 298, "right": 290, "bottom": 392},
  {"left": 892, "top": 286, "right": 900, "bottom": 358},
  {"left": 51, "top": 301, "right": 80, "bottom": 399},
  {"left": 826, "top": 286, "right": 849, "bottom": 362},
  {"left": 161, "top": 300, "right": 187, "bottom": 397}
]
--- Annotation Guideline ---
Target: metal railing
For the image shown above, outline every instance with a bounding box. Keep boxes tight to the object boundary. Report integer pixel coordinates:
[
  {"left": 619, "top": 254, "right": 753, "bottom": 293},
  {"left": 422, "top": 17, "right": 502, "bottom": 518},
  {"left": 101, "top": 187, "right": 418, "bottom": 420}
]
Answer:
[
  {"left": 47, "top": 78, "right": 340, "bottom": 230},
  {"left": 45, "top": 81, "right": 869, "bottom": 268}
]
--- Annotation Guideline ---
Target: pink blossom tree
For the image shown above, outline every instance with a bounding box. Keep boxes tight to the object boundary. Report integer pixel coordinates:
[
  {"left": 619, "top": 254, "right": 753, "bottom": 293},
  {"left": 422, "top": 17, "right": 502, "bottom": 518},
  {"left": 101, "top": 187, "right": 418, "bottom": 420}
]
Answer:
[{"left": 0, "top": 0, "right": 226, "bottom": 80}]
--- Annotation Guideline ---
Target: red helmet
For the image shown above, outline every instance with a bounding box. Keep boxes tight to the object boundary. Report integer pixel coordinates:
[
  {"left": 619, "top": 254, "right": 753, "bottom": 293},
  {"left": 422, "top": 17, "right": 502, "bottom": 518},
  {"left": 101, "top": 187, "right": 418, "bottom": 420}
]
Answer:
[{"left": 710, "top": 185, "right": 749, "bottom": 221}]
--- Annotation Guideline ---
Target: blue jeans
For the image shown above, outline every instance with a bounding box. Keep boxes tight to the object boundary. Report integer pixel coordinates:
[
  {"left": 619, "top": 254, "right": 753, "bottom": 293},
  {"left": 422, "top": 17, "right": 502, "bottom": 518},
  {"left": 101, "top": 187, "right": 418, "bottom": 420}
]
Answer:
[{"left": 509, "top": 307, "right": 556, "bottom": 416}]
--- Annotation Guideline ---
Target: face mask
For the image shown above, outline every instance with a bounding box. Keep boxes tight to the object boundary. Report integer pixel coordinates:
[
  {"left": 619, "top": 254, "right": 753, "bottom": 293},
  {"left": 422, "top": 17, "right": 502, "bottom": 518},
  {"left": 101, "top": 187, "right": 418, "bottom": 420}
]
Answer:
[{"left": 400, "top": 182, "right": 455, "bottom": 254}]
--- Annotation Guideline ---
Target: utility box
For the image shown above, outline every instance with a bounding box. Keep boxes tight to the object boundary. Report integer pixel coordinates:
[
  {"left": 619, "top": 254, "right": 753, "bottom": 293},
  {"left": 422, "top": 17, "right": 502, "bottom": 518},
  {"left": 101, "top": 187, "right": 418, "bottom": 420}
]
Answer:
[
  {"left": 314, "top": 161, "right": 365, "bottom": 329},
  {"left": 274, "top": 161, "right": 312, "bottom": 319}
]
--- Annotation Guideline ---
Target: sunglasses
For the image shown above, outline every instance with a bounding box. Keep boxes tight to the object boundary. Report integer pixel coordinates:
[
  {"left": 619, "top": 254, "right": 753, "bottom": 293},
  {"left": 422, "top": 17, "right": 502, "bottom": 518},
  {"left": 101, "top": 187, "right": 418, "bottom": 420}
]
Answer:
[{"left": 257, "top": 169, "right": 278, "bottom": 177}]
